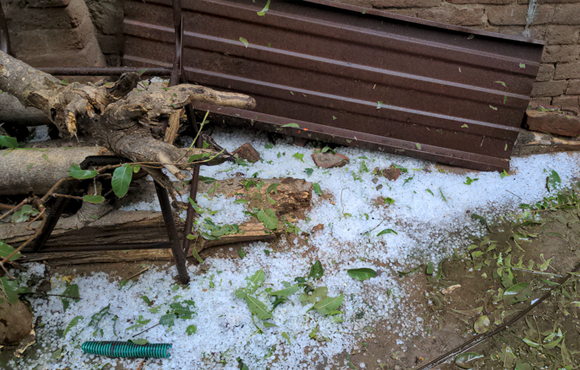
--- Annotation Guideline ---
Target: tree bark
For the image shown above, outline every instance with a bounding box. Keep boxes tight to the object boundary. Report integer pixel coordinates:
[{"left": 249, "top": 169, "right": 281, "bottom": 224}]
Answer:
[
  {"left": 0, "top": 147, "right": 230, "bottom": 196},
  {"left": 0, "top": 50, "right": 255, "bottom": 187}
]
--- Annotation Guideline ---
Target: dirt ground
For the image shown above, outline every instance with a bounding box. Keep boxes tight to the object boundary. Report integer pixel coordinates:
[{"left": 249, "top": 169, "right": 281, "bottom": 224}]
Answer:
[{"left": 3, "top": 193, "right": 580, "bottom": 370}]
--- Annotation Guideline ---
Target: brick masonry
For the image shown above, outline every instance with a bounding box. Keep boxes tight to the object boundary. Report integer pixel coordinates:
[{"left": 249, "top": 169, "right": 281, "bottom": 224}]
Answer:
[
  {"left": 337, "top": 0, "right": 580, "bottom": 113},
  {"left": 1, "top": 0, "right": 106, "bottom": 72},
  {"left": 2, "top": 0, "right": 579, "bottom": 114}
]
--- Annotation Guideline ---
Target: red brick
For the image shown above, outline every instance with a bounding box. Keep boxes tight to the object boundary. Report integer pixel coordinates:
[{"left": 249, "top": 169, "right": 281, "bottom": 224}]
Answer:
[
  {"left": 555, "top": 63, "right": 580, "bottom": 80},
  {"left": 526, "top": 109, "right": 580, "bottom": 137},
  {"left": 567, "top": 80, "right": 580, "bottom": 95},
  {"left": 488, "top": 5, "right": 553, "bottom": 26},
  {"left": 552, "top": 4, "right": 580, "bottom": 25},
  {"left": 541, "top": 45, "right": 580, "bottom": 63},
  {"left": 545, "top": 25, "right": 580, "bottom": 45},
  {"left": 448, "top": 0, "right": 512, "bottom": 3},
  {"left": 10, "top": 16, "right": 96, "bottom": 54},
  {"left": 384, "top": 8, "right": 419, "bottom": 17},
  {"left": 552, "top": 96, "right": 580, "bottom": 113},
  {"left": 530, "top": 97, "right": 553, "bottom": 107},
  {"left": 27, "top": 0, "right": 71, "bottom": 7},
  {"left": 417, "top": 5, "right": 484, "bottom": 26},
  {"left": 536, "top": 64, "right": 555, "bottom": 82},
  {"left": 347, "top": 0, "right": 442, "bottom": 8},
  {"left": 531, "top": 80, "right": 568, "bottom": 97},
  {"left": 4, "top": 0, "right": 87, "bottom": 31}
]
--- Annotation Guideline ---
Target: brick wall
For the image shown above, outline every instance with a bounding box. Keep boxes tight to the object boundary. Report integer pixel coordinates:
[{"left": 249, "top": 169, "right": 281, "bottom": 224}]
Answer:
[
  {"left": 336, "top": 0, "right": 580, "bottom": 113},
  {"left": 1, "top": 0, "right": 106, "bottom": 70}
]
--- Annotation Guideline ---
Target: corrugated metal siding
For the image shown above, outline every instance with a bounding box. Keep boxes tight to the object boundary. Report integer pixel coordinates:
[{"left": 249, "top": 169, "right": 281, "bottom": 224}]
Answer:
[{"left": 123, "top": 0, "right": 544, "bottom": 171}]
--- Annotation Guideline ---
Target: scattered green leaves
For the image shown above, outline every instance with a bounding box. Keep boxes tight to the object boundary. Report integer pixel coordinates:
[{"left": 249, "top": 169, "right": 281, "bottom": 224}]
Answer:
[{"left": 347, "top": 268, "right": 377, "bottom": 281}]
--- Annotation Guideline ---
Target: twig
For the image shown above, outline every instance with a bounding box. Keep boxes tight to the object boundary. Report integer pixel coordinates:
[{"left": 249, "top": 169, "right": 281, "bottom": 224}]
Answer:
[
  {"left": 133, "top": 323, "right": 161, "bottom": 337},
  {"left": 24, "top": 293, "right": 82, "bottom": 299},
  {"left": 511, "top": 267, "right": 563, "bottom": 278},
  {"left": 361, "top": 217, "right": 387, "bottom": 235},
  {"left": 0, "top": 262, "right": 14, "bottom": 279},
  {"left": 506, "top": 190, "right": 522, "bottom": 200},
  {"left": 136, "top": 359, "right": 147, "bottom": 370},
  {"left": 52, "top": 193, "right": 83, "bottom": 200},
  {"left": 40, "top": 177, "right": 68, "bottom": 203},
  {"left": 25, "top": 208, "right": 46, "bottom": 230},
  {"left": 125, "top": 266, "right": 151, "bottom": 281},
  {"left": 417, "top": 259, "right": 580, "bottom": 370},
  {"left": 1, "top": 210, "right": 46, "bottom": 264},
  {"left": 0, "top": 198, "right": 30, "bottom": 221}
]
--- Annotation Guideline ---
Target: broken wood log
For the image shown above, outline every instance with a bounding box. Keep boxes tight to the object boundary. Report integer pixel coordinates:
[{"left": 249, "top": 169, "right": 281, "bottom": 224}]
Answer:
[
  {"left": 5, "top": 177, "right": 311, "bottom": 264},
  {"left": 512, "top": 129, "right": 580, "bottom": 157},
  {"left": 0, "top": 147, "right": 230, "bottom": 196},
  {"left": 0, "top": 50, "right": 255, "bottom": 189}
]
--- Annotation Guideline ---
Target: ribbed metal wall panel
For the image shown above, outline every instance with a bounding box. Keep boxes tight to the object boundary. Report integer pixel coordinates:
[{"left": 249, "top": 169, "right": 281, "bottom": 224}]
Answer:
[{"left": 123, "top": 0, "right": 544, "bottom": 171}]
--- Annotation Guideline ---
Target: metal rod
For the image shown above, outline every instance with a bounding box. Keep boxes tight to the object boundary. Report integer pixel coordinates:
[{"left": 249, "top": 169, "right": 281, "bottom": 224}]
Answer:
[
  {"left": 154, "top": 181, "right": 190, "bottom": 284},
  {"left": 22, "top": 242, "right": 173, "bottom": 254},
  {"left": 31, "top": 181, "right": 77, "bottom": 252},
  {"left": 38, "top": 67, "right": 171, "bottom": 76},
  {"left": 0, "top": 2, "right": 11, "bottom": 55}
]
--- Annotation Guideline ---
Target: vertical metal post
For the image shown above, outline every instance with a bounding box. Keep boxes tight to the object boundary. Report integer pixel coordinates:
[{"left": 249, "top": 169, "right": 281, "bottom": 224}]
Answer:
[
  {"left": 0, "top": 2, "right": 12, "bottom": 55},
  {"left": 154, "top": 181, "right": 190, "bottom": 284}
]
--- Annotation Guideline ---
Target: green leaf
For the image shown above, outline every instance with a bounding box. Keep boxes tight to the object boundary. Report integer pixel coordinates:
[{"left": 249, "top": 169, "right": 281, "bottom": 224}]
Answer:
[
  {"left": 547, "top": 170, "right": 561, "bottom": 191},
  {"left": 63, "top": 284, "right": 80, "bottom": 300},
  {"left": 455, "top": 352, "right": 483, "bottom": 369},
  {"left": 473, "top": 315, "right": 490, "bottom": 334},
  {"left": 186, "top": 325, "right": 197, "bottom": 335},
  {"left": 299, "top": 287, "right": 328, "bottom": 305},
  {"left": 267, "top": 183, "right": 280, "bottom": 195},
  {"left": 0, "top": 240, "right": 21, "bottom": 261},
  {"left": 83, "top": 195, "right": 105, "bottom": 204},
  {"left": 313, "top": 183, "right": 322, "bottom": 196},
  {"left": 377, "top": 229, "right": 397, "bottom": 236},
  {"left": 187, "top": 196, "right": 204, "bottom": 213},
  {"left": 160, "top": 313, "right": 176, "bottom": 328},
  {"left": 269, "top": 284, "right": 300, "bottom": 297},
  {"left": 12, "top": 204, "right": 38, "bottom": 223},
  {"left": 522, "top": 337, "right": 540, "bottom": 347},
  {"left": 238, "top": 246, "right": 246, "bottom": 259},
  {"left": 415, "top": 143, "right": 422, "bottom": 150},
  {"left": 264, "top": 142, "right": 274, "bottom": 149},
  {"left": 263, "top": 321, "right": 278, "bottom": 328},
  {"left": 384, "top": 197, "right": 395, "bottom": 204},
  {"left": 439, "top": 188, "right": 447, "bottom": 202},
  {"left": 234, "top": 199, "right": 248, "bottom": 204},
  {"left": 293, "top": 153, "right": 304, "bottom": 162},
  {"left": 244, "top": 295, "right": 273, "bottom": 320},
  {"left": 0, "top": 135, "right": 18, "bottom": 149},
  {"left": 119, "top": 279, "right": 129, "bottom": 289},
  {"left": 281, "top": 123, "right": 300, "bottom": 128},
  {"left": 519, "top": 63, "right": 526, "bottom": 68},
  {"left": 308, "top": 260, "right": 324, "bottom": 280},
  {"left": 489, "top": 105, "right": 498, "bottom": 111},
  {"left": 112, "top": 164, "right": 133, "bottom": 198},
  {"left": 64, "top": 316, "right": 83, "bottom": 337},
  {"left": 504, "top": 282, "right": 530, "bottom": 305},
  {"left": 313, "top": 293, "right": 343, "bottom": 315},
  {"left": 376, "top": 101, "right": 383, "bottom": 109},
  {"left": 347, "top": 268, "right": 377, "bottom": 281},
  {"left": 42, "top": 153, "right": 50, "bottom": 163},
  {"left": 0, "top": 277, "right": 19, "bottom": 304},
  {"left": 136, "top": 68, "right": 149, "bottom": 76},
  {"left": 257, "top": 208, "right": 278, "bottom": 230},
  {"left": 494, "top": 81, "right": 507, "bottom": 88},
  {"left": 461, "top": 124, "right": 469, "bottom": 128},
  {"left": 281, "top": 331, "right": 291, "bottom": 344},
  {"left": 239, "top": 37, "right": 249, "bottom": 47},
  {"left": 500, "top": 170, "right": 509, "bottom": 179},
  {"left": 470, "top": 213, "right": 487, "bottom": 226},
  {"left": 50, "top": 348, "right": 63, "bottom": 360},
  {"left": 425, "top": 262, "right": 434, "bottom": 275},
  {"left": 257, "top": 0, "right": 271, "bottom": 16},
  {"left": 464, "top": 176, "right": 479, "bottom": 185}
]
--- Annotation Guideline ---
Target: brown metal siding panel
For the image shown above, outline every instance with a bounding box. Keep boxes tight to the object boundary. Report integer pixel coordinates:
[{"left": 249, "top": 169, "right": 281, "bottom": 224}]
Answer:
[{"left": 123, "top": 0, "right": 544, "bottom": 171}]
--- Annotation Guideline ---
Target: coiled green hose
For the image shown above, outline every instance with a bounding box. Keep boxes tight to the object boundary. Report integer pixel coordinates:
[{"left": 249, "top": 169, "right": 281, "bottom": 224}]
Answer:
[{"left": 81, "top": 341, "right": 172, "bottom": 358}]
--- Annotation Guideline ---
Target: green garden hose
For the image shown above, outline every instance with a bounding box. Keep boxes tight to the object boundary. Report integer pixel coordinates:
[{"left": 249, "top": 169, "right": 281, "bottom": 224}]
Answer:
[{"left": 81, "top": 341, "right": 172, "bottom": 358}]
